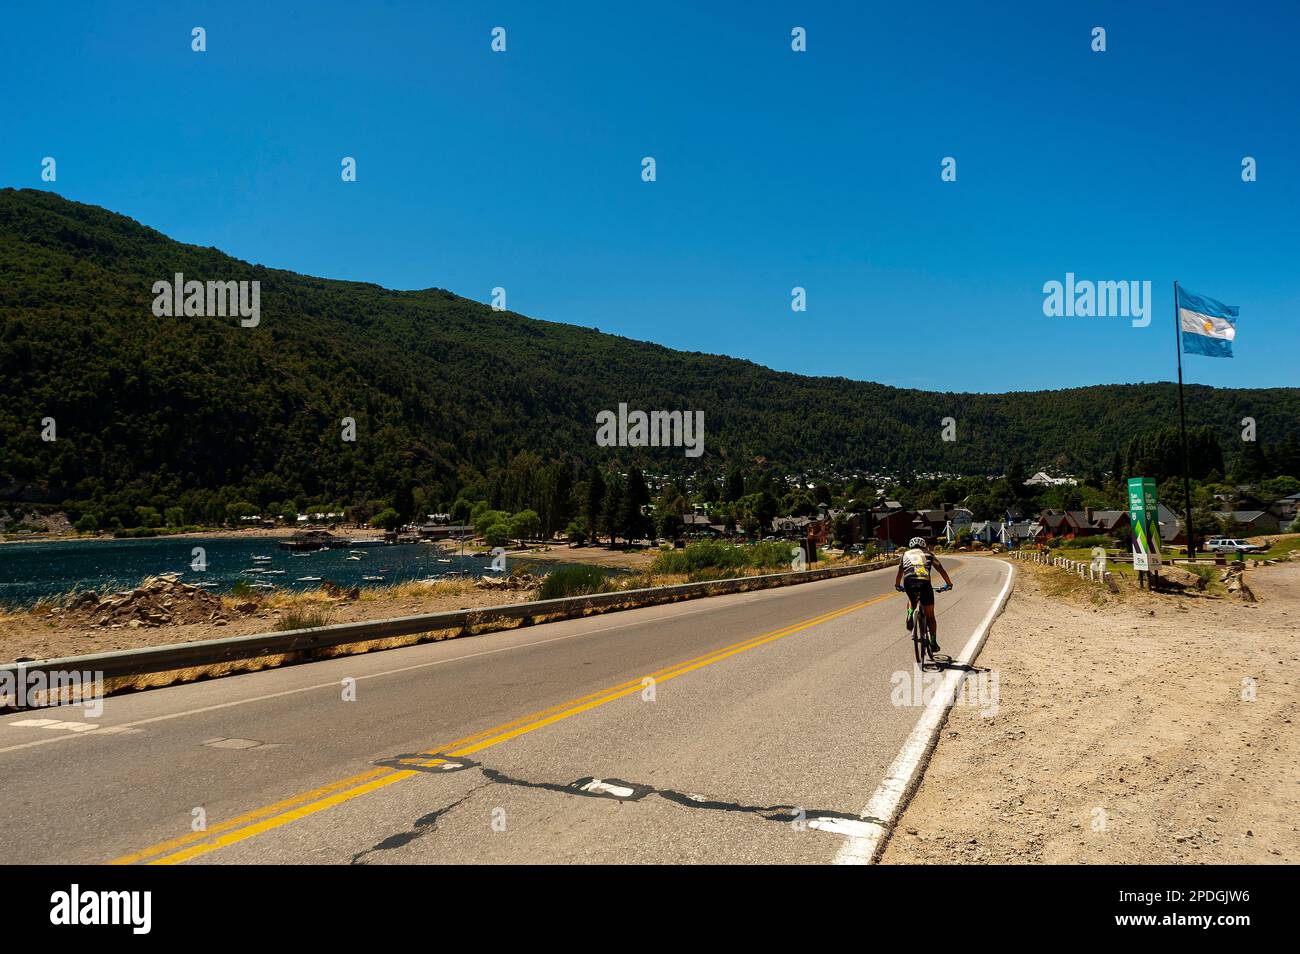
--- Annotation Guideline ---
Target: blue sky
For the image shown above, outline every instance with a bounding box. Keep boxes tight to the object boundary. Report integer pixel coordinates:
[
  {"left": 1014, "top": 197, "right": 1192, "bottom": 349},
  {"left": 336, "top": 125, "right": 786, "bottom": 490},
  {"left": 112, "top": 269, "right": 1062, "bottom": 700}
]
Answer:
[{"left": 2, "top": 1, "right": 1296, "bottom": 392}]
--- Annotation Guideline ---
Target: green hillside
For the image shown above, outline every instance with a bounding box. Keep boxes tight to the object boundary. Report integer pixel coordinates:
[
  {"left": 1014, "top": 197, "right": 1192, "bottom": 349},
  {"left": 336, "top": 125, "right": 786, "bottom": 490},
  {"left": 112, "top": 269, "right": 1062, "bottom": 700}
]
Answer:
[{"left": 2, "top": 188, "right": 1297, "bottom": 525}]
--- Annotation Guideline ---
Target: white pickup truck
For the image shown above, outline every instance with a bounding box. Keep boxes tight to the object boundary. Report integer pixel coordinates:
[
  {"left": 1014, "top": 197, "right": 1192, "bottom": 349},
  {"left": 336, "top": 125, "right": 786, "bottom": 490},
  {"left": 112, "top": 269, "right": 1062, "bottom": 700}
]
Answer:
[{"left": 1204, "top": 537, "right": 1268, "bottom": 553}]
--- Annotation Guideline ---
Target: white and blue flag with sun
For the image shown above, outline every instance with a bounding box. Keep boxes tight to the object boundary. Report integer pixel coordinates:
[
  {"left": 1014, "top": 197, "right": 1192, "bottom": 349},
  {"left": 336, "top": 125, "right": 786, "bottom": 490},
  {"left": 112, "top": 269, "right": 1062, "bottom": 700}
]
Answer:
[{"left": 1177, "top": 285, "right": 1238, "bottom": 358}]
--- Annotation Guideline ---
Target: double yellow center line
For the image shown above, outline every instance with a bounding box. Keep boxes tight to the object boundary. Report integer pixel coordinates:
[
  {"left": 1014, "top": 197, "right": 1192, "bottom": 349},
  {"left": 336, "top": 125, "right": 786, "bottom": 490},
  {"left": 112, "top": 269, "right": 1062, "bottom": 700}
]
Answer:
[{"left": 110, "top": 589, "right": 897, "bottom": 865}]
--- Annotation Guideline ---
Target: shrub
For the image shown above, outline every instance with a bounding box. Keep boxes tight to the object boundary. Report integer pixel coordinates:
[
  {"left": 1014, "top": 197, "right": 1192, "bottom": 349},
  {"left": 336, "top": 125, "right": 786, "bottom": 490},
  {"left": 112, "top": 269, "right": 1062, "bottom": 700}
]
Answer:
[
  {"left": 537, "top": 565, "right": 611, "bottom": 600},
  {"left": 650, "top": 539, "right": 801, "bottom": 575},
  {"left": 748, "top": 540, "right": 799, "bottom": 569},
  {"left": 275, "top": 607, "right": 332, "bottom": 631},
  {"left": 113, "top": 526, "right": 159, "bottom": 538},
  {"left": 650, "top": 540, "right": 749, "bottom": 574},
  {"left": 565, "top": 517, "right": 589, "bottom": 546}
]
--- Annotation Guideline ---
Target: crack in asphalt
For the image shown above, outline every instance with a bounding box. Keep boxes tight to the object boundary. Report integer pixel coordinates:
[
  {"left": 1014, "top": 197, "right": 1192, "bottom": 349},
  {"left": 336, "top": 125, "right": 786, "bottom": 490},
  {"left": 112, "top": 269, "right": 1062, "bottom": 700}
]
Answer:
[
  {"left": 479, "top": 764, "right": 868, "bottom": 825},
  {"left": 357, "top": 754, "right": 871, "bottom": 855},
  {"left": 349, "top": 782, "right": 489, "bottom": 865}
]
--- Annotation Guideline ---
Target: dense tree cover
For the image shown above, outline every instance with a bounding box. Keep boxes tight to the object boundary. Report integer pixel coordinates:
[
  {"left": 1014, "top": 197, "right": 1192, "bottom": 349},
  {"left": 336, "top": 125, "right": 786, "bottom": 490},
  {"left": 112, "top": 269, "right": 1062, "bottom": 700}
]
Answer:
[
  {"left": 1126, "top": 426, "right": 1224, "bottom": 483},
  {"left": 3, "top": 189, "right": 1299, "bottom": 529}
]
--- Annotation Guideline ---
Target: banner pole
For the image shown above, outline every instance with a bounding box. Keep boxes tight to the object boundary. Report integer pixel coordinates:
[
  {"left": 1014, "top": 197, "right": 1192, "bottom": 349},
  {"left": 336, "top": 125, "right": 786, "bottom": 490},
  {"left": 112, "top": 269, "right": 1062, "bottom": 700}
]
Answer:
[{"left": 1174, "top": 281, "right": 1195, "bottom": 559}]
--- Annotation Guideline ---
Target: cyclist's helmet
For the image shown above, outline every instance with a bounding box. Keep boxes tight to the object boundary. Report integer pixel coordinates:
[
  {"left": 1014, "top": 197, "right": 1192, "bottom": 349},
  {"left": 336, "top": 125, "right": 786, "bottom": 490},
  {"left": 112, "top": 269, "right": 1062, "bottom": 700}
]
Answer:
[{"left": 908, "top": 536, "right": 926, "bottom": 549}]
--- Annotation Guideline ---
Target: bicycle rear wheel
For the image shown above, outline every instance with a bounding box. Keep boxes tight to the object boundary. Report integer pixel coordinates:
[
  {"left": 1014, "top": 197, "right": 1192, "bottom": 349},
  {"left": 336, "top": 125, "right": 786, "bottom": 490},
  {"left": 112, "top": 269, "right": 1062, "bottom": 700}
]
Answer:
[{"left": 913, "top": 610, "right": 927, "bottom": 665}]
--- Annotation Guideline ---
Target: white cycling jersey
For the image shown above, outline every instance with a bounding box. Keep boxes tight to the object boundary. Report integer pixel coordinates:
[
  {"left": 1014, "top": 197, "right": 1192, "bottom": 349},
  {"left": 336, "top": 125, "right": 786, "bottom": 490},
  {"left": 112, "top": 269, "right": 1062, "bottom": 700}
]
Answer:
[{"left": 900, "top": 547, "right": 933, "bottom": 582}]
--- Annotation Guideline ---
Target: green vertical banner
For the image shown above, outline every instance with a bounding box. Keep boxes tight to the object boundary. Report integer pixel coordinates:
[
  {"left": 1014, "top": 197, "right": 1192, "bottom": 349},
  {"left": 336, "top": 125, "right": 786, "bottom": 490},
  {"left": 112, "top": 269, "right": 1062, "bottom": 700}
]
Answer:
[{"left": 1128, "top": 477, "right": 1162, "bottom": 571}]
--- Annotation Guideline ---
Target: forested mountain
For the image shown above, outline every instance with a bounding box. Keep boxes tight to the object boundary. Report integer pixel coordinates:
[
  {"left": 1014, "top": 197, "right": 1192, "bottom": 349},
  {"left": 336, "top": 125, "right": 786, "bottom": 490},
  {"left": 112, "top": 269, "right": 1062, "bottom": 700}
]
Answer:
[{"left": 2, "top": 188, "right": 1298, "bottom": 525}]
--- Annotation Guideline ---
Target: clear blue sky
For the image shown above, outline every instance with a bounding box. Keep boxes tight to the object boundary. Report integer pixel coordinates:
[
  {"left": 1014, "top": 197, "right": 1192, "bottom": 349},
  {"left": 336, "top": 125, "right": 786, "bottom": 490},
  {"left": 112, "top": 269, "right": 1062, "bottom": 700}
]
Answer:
[{"left": 3, "top": 1, "right": 1295, "bottom": 392}]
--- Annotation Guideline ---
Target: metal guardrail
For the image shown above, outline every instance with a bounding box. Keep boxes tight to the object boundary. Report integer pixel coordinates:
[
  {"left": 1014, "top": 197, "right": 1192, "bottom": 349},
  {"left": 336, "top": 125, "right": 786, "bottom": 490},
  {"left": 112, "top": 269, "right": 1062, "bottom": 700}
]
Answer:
[{"left": 1, "top": 558, "right": 898, "bottom": 682}]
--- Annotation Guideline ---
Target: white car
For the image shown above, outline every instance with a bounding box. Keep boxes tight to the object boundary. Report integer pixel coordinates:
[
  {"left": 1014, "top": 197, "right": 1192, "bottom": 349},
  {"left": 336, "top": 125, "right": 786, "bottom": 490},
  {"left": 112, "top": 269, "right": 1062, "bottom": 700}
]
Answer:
[{"left": 1204, "top": 538, "right": 1267, "bottom": 553}]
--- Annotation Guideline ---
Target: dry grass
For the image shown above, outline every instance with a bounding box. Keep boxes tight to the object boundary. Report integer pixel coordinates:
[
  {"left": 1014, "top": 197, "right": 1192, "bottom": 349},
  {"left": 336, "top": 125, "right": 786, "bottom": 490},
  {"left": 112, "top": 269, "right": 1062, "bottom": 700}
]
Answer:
[{"left": 219, "top": 577, "right": 481, "bottom": 614}]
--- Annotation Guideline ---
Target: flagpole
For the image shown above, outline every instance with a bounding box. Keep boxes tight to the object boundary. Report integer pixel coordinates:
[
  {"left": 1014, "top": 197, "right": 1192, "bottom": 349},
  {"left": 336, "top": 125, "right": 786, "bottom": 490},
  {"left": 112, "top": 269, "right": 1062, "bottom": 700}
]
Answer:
[{"left": 1173, "top": 280, "right": 1196, "bottom": 559}]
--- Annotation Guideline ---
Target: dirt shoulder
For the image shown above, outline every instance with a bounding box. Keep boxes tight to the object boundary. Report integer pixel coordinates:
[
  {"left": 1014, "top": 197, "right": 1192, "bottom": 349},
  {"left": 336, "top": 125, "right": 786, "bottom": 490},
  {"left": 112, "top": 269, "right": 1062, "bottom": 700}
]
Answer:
[{"left": 881, "top": 557, "right": 1298, "bottom": 864}]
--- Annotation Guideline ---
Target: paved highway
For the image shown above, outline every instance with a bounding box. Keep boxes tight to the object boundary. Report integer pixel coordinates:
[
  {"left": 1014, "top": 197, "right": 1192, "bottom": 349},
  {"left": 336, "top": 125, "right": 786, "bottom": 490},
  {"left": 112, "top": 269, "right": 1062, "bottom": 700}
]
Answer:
[{"left": 0, "top": 555, "right": 1011, "bottom": 864}]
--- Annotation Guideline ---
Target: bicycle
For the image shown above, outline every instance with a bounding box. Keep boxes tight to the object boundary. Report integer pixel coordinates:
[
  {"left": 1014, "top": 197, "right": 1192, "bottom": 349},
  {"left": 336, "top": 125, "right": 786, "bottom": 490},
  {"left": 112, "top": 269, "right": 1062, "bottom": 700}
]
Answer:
[{"left": 900, "top": 583, "right": 952, "bottom": 665}]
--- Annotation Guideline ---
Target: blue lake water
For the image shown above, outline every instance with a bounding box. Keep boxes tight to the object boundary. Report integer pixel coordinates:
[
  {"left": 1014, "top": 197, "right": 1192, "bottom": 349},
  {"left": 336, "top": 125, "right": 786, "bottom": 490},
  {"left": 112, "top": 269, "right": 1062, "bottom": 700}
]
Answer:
[{"left": 0, "top": 536, "right": 589, "bottom": 607}]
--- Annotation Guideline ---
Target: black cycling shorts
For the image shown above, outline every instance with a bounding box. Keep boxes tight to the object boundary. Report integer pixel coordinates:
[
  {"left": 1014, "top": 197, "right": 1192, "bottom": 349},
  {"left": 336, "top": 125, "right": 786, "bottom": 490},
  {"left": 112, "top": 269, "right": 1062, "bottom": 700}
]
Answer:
[{"left": 903, "top": 577, "right": 934, "bottom": 607}]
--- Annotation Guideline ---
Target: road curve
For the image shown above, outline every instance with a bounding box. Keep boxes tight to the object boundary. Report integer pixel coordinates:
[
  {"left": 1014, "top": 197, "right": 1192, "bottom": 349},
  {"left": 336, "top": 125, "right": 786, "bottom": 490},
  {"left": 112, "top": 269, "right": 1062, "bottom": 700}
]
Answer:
[{"left": 0, "top": 555, "right": 1011, "bottom": 865}]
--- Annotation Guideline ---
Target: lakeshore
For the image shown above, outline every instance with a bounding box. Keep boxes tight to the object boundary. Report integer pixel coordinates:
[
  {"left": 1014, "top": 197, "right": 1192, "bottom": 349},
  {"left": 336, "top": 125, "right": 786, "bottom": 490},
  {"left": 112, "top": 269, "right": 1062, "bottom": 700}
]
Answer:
[{"left": 0, "top": 532, "right": 649, "bottom": 610}]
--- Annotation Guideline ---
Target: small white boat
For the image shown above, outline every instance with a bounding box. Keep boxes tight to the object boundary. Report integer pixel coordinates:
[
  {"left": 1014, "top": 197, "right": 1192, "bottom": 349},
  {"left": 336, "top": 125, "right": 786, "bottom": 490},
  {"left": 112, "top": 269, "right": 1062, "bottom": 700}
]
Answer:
[
  {"left": 436, "top": 558, "right": 453, "bottom": 564},
  {"left": 292, "top": 552, "right": 312, "bottom": 558},
  {"left": 345, "top": 555, "right": 361, "bottom": 561},
  {"left": 251, "top": 582, "right": 275, "bottom": 590},
  {"left": 362, "top": 575, "right": 384, "bottom": 582},
  {"left": 297, "top": 576, "right": 322, "bottom": 582},
  {"left": 252, "top": 555, "right": 272, "bottom": 562},
  {"left": 262, "top": 569, "right": 286, "bottom": 575}
]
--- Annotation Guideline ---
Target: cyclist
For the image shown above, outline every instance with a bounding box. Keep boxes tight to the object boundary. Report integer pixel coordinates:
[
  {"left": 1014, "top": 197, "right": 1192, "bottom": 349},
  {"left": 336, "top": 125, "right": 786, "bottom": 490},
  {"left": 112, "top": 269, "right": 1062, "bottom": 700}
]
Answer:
[{"left": 894, "top": 536, "right": 953, "bottom": 652}]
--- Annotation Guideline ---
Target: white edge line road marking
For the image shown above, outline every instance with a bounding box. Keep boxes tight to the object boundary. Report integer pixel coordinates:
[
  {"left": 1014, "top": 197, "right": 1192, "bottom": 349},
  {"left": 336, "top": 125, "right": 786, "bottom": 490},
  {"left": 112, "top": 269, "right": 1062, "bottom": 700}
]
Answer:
[
  {"left": 0, "top": 574, "right": 865, "bottom": 755},
  {"left": 825, "top": 559, "right": 1015, "bottom": 865}
]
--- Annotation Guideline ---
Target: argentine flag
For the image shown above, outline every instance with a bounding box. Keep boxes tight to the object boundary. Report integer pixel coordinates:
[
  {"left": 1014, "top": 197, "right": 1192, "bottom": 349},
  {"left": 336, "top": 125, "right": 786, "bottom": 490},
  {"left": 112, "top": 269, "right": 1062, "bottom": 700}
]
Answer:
[{"left": 1178, "top": 285, "right": 1238, "bottom": 358}]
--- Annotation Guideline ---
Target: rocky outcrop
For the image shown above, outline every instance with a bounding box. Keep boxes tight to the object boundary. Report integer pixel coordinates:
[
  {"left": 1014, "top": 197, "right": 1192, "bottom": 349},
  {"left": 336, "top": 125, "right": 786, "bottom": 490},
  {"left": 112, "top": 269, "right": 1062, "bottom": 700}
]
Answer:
[
  {"left": 474, "top": 573, "right": 542, "bottom": 591},
  {"left": 66, "top": 575, "right": 245, "bottom": 628}
]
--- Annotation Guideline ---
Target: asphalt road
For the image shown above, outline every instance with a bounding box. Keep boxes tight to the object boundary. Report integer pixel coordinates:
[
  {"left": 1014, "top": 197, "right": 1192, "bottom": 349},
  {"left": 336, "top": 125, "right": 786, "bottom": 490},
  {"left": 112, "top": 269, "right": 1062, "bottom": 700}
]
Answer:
[{"left": 0, "top": 555, "right": 1011, "bottom": 864}]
